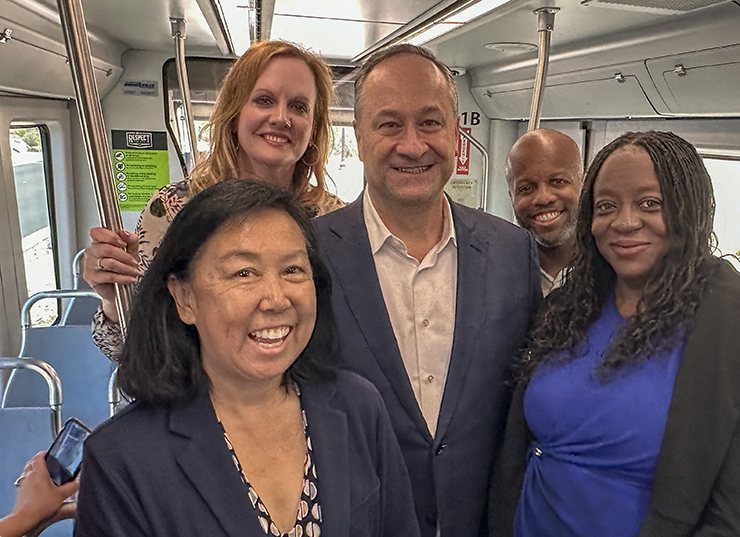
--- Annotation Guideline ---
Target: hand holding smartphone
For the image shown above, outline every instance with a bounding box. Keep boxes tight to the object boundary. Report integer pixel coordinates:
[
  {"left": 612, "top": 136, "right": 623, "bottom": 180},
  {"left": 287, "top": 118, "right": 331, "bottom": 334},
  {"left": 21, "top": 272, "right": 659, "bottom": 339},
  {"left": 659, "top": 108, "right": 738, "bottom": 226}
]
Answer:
[{"left": 45, "top": 418, "right": 91, "bottom": 486}]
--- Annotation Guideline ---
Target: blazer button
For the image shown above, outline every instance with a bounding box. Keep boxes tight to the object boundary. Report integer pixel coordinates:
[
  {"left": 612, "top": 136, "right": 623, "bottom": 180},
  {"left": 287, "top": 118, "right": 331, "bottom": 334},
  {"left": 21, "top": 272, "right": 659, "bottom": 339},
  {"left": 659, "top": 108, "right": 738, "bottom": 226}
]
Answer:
[{"left": 435, "top": 444, "right": 447, "bottom": 455}]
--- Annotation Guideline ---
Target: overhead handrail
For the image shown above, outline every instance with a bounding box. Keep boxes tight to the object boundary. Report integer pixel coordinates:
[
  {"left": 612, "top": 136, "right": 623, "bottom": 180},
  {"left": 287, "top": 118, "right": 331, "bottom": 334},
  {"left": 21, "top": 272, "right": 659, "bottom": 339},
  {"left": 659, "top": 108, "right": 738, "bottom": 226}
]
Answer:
[
  {"left": 20, "top": 290, "right": 101, "bottom": 355},
  {"left": 56, "top": 0, "right": 132, "bottom": 335},
  {"left": 459, "top": 129, "right": 490, "bottom": 210},
  {"left": 527, "top": 7, "right": 560, "bottom": 131},
  {"left": 0, "top": 358, "right": 62, "bottom": 436},
  {"left": 170, "top": 18, "right": 200, "bottom": 171}
]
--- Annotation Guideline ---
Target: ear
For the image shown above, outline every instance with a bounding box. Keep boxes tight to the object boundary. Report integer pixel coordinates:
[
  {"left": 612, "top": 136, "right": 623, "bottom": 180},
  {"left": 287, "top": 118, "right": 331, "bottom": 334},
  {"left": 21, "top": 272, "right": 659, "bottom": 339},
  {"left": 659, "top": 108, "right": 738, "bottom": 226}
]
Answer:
[
  {"left": 353, "top": 119, "right": 364, "bottom": 162},
  {"left": 167, "top": 275, "right": 197, "bottom": 326}
]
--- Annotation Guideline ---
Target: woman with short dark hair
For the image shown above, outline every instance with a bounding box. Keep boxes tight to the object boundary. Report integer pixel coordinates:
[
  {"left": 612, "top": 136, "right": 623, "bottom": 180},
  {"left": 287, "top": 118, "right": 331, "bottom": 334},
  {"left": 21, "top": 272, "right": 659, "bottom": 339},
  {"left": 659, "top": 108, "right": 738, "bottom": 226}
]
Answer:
[
  {"left": 490, "top": 131, "right": 740, "bottom": 536},
  {"left": 75, "top": 180, "right": 419, "bottom": 537}
]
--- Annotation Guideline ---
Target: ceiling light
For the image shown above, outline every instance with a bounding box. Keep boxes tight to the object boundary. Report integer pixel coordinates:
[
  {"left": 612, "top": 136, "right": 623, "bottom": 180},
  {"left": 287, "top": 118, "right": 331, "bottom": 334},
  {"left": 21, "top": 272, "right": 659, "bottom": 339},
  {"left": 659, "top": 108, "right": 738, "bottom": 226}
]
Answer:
[
  {"left": 404, "top": 0, "right": 512, "bottom": 46},
  {"left": 484, "top": 41, "right": 538, "bottom": 52}
]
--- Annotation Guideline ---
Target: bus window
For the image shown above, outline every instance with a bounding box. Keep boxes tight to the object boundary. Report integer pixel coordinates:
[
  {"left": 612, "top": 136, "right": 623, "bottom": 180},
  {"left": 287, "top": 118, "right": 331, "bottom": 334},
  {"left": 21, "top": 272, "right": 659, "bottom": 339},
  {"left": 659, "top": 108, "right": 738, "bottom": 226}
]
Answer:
[
  {"left": 10, "top": 125, "right": 60, "bottom": 326},
  {"left": 326, "top": 126, "right": 363, "bottom": 204},
  {"left": 703, "top": 157, "right": 740, "bottom": 270}
]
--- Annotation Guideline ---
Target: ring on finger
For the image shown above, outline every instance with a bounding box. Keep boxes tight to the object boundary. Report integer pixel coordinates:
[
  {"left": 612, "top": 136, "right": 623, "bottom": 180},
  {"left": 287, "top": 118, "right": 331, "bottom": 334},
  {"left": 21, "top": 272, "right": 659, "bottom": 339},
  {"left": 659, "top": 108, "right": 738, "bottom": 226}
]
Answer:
[{"left": 96, "top": 257, "right": 105, "bottom": 271}]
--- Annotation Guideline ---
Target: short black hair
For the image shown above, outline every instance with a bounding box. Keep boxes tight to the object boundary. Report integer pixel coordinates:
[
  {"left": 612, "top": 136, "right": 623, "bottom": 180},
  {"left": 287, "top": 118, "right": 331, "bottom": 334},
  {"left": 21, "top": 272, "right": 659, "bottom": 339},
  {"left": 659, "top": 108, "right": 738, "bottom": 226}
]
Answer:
[
  {"left": 353, "top": 43, "right": 459, "bottom": 122},
  {"left": 119, "top": 179, "right": 337, "bottom": 406}
]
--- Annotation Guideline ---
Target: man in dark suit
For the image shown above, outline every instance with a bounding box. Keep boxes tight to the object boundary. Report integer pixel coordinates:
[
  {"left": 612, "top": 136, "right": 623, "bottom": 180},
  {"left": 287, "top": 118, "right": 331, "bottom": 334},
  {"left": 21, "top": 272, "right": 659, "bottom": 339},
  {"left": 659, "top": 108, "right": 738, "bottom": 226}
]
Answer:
[{"left": 314, "top": 44, "right": 541, "bottom": 537}]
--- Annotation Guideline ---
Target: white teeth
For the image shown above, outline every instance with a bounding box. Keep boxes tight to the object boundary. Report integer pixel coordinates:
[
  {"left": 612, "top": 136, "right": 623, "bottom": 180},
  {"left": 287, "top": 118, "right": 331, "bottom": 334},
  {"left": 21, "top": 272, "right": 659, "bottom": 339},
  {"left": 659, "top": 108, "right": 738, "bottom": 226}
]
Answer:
[
  {"left": 534, "top": 211, "right": 561, "bottom": 222},
  {"left": 263, "top": 134, "right": 288, "bottom": 143},
  {"left": 250, "top": 326, "right": 290, "bottom": 340},
  {"left": 396, "top": 166, "right": 430, "bottom": 174}
]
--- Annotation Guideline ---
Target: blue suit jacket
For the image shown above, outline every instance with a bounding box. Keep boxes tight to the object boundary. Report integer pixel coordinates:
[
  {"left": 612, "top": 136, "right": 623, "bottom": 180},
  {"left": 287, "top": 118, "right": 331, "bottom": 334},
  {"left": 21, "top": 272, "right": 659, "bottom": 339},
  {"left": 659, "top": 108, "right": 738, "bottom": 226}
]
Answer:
[
  {"left": 314, "top": 197, "right": 541, "bottom": 537},
  {"left": 75, "top": 371, "right": 420, "bottom": 537}
]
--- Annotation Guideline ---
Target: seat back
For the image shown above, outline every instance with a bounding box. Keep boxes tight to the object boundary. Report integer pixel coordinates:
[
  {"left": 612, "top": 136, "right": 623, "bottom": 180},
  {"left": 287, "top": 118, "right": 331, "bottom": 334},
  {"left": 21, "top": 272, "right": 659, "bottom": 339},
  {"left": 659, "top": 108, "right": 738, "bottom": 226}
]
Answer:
[
  {"left": 0, "top": 359, "right": 72, "bottom": 537},
  {"left": 6, "top": 326, "right": 114, "bottom": 428},
  {"left": 61, "top": 251, "right": 101, "bottom": 326},
  {"left": 0, "top": 359, "right": 61, "bottom": 524}
]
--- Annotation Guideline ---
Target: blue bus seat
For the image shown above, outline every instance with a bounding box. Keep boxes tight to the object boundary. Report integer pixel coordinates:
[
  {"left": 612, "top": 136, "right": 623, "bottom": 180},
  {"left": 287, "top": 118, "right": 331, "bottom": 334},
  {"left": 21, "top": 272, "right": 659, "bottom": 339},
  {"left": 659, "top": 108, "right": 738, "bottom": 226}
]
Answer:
[
  {"left": 59, "top": 289, "right": 100, "bottom": 326},
  {"left": 5, "top": 326, "right": 114, "bottom": 429},
  {"left": 0, "top": 358, "right": 68, "bottom": 536}
]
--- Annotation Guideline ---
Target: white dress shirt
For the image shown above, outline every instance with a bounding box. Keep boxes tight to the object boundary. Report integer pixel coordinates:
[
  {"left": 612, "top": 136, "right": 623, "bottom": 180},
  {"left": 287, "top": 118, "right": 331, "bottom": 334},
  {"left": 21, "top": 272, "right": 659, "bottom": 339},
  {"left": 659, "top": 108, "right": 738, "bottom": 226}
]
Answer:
[
  {"left": 363, "top": 191, "right": 458, "bottom": 436},
  {"left": 540, "top": 266, "right": 567, "bottom": 297}
]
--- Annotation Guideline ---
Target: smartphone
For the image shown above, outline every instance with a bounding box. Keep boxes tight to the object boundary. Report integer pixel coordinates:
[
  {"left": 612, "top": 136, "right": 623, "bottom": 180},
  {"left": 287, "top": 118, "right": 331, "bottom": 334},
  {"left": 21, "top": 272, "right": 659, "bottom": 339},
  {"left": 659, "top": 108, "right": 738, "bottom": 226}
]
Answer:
[{"left": 45, "top": 417, "right": 91, "bottom": 486}]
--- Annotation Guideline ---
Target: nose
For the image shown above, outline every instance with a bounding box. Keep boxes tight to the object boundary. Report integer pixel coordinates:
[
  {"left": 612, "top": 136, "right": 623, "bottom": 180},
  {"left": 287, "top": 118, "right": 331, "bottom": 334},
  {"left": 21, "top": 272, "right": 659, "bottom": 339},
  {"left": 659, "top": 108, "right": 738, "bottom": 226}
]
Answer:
[
  {"left": 532, "top": 184, "right": 557, "bottom": 207},
  {"left": 613, "top": 206, "right": 642, "bottom": 232},
  {"left": 270, "top": 103, "right": 291, "bottom": 129},
  {"left": 258, "top": 274, "right": 291, "bottom": 312},
  {"left": 396, "top": 126, "right": 428, "bottom": 160}
]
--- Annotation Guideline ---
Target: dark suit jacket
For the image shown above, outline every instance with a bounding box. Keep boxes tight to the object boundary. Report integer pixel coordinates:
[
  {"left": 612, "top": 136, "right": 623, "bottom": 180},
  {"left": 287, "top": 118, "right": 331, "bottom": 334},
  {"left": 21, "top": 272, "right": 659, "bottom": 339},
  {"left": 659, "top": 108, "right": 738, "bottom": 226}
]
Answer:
[
  {"left": 74, "top": 371, "right": 420, "bottom": 537},
  {"left": 314, "top": 197, "right": 541, "bottom": 537},
  {"left": 489, "top": 259, "right": 740, "bottom": 537}
]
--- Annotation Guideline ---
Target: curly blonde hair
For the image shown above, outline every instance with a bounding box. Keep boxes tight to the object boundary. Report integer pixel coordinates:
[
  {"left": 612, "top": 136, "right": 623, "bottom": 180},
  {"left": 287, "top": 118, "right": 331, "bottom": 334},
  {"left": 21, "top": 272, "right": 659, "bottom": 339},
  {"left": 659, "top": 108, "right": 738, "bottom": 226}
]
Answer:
[{"left": 188, "top": 41, "right": 334, "bottom": 207}]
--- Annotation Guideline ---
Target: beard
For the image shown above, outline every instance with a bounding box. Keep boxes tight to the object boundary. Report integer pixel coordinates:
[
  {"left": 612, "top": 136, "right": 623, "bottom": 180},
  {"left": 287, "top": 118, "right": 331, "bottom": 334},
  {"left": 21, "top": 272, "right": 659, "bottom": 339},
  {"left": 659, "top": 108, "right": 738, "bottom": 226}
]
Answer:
[{"left": 518, "top": 211, "right": 578, "bottom": 250}]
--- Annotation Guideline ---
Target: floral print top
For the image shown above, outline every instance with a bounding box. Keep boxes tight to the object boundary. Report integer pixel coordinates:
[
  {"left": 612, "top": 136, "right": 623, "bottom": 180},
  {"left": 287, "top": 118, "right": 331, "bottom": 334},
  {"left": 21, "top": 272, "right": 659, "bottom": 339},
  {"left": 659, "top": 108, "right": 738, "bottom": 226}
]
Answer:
[
  {"left": 91, "top": 179, "right": 345, "bottom": 360},
  {"left": 220, "top": 385, "right": 322, "bottom": 537}
]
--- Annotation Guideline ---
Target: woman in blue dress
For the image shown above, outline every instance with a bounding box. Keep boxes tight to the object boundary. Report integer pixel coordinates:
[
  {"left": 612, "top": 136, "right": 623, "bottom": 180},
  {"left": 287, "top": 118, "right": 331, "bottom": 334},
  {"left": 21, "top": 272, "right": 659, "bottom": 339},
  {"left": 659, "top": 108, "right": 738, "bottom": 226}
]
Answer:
[{"left": 489, "top": 131, "right": 740, "bottom": 537}]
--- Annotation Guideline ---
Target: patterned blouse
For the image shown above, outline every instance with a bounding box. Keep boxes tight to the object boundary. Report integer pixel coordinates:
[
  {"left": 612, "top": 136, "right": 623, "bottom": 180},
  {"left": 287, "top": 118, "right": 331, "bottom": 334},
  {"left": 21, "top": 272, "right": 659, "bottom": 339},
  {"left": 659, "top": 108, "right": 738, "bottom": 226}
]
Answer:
[
  {"left": 92, "top": 179, "right": 344, "bottom": 359},
  {"left": 220, "top": 385, "right": 322, "bottom": 537}
]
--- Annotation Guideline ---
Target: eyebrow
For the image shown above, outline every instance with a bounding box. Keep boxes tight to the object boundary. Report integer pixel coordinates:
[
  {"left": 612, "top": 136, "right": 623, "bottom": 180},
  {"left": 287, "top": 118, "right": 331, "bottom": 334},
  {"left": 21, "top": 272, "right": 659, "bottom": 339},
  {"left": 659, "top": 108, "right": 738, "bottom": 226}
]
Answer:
[
  {"left": 593, "top": 185, "right": 662, "bottom": 197},
  {"left": 250, "top": 88, "right": 313, "bottom": 102},
  {"left": 219, "top": 249, "right": 309, "bottom": 263},
  {"left": 372, "top": 105, "right": 445, "bottom": 118}
]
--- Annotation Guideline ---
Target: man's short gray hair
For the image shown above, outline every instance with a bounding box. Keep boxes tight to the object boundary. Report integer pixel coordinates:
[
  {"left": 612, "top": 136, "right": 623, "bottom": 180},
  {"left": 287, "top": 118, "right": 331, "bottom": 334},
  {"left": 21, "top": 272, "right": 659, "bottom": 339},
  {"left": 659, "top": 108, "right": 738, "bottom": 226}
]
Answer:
[{"left": 354, "top": 44, "right": 460, "bottom": 123}]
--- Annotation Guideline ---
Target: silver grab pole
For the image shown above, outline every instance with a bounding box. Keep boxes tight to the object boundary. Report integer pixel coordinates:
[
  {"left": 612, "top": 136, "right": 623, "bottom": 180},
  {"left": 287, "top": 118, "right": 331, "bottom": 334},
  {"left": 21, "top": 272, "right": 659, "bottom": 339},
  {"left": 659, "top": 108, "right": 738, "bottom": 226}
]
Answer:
[
  {"left": 108, "top": 366, "right": 120, "bottom": 416},
  {"left": 171, "top": 18, "right": 200, "bottom": 170},
  {"left": 459, "top": 129, "right": 490, "bottom": 210},
  {"left": 527, "top": 7, "right": 560, "bottom": 132},
  {"left": 56, "top": 0, "right": 132, "bottom": 336}
]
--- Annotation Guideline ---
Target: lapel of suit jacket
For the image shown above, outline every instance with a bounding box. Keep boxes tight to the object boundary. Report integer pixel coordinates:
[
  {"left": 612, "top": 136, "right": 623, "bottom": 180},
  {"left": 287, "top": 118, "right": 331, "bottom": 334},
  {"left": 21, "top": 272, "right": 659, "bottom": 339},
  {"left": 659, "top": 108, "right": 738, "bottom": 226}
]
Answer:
[
  {"left": 170, "top": 391, "right": 264, "bottom": 537},
  {"left": 640, "top": 261, "right": 740, "bottom": 535},
  {"left": 322, "top": 199, "right": 431, "bottom": 440},
  {"left": 299, "top": 379, "right": 350, "bottom": 535},
  {"left": 435, "top": 202, "right": 487, "bottom": 440}
]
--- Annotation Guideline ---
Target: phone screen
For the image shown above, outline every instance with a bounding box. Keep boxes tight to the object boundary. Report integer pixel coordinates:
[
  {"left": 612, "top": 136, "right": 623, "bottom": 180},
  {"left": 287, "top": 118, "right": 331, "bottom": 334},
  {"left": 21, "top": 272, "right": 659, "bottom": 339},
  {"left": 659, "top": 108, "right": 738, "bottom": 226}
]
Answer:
[{"left": 46, "top": 418, "right": 91, "bottom": 486}]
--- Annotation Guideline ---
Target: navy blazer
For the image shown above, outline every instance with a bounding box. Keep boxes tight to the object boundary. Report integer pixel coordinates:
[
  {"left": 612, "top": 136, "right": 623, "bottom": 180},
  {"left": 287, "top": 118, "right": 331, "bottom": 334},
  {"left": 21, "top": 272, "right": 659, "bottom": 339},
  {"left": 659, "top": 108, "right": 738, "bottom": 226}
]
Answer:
[
  {"left": 75, "top": 371, "right": 420, "bottom": 537},
  {"left": 314, "top": 197, "right": 541, "bottom": 537}
]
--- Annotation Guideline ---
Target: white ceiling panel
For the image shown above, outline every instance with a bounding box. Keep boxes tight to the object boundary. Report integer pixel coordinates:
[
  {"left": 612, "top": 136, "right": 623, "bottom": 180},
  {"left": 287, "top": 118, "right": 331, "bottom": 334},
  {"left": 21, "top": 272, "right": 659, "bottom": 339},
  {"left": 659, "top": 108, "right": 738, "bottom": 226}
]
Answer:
[
  {"left": 12, "top": 0, "right": 226, "bottom": 55},
  {"left": 270, "top": 15, "right": 402, "bottom": 59},
  {"left": 268, "top": 0, "right": 448, "bottom": 59}
]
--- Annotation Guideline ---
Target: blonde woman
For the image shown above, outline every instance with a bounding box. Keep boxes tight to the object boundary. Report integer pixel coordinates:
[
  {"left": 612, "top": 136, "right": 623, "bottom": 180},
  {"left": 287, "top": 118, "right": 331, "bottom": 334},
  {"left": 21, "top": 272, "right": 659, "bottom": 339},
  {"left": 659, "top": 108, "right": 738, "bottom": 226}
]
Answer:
[{"left": 84, "top": 41, "right": 343, "bottom": 359}]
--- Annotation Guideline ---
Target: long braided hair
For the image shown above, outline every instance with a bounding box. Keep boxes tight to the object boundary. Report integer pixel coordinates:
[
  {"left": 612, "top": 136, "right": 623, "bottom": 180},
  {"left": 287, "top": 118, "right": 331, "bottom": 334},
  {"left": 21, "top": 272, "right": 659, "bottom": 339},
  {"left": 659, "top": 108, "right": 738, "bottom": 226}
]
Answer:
[{"left": 519, "top": 131, "right": 718, "bottom": 383}]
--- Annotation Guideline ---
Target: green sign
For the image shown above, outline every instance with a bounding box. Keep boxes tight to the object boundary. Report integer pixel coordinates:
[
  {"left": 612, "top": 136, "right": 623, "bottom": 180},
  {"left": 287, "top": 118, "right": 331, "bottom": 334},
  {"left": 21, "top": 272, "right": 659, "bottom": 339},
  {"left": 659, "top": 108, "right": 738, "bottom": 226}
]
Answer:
[{"left": 111, "top": 130, "right": 170, "bottom": 212}]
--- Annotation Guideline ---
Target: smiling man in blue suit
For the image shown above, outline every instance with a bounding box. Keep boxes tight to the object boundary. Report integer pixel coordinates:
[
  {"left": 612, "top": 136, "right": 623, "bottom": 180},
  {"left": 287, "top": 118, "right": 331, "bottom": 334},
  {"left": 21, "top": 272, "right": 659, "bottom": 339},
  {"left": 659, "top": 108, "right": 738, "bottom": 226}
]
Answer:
[{"left": 314, "top": 44, "right": 541, "bottom": 537}]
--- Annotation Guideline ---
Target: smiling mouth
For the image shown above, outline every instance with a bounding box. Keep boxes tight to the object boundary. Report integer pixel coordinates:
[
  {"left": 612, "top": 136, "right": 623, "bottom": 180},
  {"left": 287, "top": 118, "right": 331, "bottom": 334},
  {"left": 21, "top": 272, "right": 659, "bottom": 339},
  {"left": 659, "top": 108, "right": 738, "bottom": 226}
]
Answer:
[
  {"left": 611, "top": 242, "right": 650, "bottom": 256},
  {"left": 248, "top": 326, "right": 291, "bottom": 348},
  {"left": 394, "top": 165, "right": 431, "bottom": 174},
  {"left": 533, "top": 210, "right": 563, "bottom": 223},
  {"left": 261, "top": 133, "right": 290, "bottom": 144}
]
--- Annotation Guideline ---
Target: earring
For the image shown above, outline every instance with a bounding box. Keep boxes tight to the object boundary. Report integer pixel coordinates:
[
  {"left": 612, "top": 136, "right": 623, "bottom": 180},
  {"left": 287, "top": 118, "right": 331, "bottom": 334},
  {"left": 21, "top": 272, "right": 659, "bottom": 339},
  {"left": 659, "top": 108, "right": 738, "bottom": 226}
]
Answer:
[{"left": 301, "top": 142, "right": 320, "bottom": 167}]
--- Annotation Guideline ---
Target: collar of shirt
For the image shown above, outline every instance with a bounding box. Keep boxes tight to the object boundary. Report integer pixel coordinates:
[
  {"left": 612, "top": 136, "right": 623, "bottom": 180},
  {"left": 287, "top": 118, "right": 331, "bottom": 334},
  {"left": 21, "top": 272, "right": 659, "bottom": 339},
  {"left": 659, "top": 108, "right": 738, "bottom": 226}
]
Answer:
[
  {"left": 540, "top": 266, "right": 568, "bottom": 296},
  {"left": 363, "top": 189, "right": 457, "bottom": 264}
]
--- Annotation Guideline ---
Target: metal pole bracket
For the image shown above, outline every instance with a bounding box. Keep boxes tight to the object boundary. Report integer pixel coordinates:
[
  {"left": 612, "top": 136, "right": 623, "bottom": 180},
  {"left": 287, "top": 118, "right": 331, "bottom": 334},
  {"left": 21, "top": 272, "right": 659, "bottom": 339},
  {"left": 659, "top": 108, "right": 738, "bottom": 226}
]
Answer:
[
  {"left": 534, "top": 7, "right": 560, "bottom": 32},
  {"left": 170, "top": 17, "right": 186, "bottom": 39}
]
